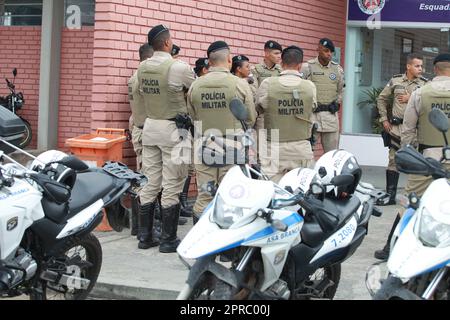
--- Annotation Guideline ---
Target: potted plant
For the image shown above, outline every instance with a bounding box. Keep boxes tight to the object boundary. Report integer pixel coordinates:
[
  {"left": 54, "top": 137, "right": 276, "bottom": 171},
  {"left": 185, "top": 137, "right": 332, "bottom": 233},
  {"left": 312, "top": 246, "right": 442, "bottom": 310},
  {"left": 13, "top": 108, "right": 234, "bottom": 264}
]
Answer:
[{"left": 357, "top": 87, "right": 392, "bottom": 134}]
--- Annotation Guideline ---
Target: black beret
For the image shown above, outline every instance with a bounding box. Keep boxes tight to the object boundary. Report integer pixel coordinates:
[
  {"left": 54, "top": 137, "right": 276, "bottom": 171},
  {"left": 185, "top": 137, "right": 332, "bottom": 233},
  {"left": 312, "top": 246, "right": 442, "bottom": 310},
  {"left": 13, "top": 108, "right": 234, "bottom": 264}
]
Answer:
[
  {"left": 282, "top": 45, "right": 303, "bottom": 58},
  {"left": 264, "top": 40, "right": 282, "bottom": 52},
  {"left": 207, "top": 41, "right": 230, "bottom": 57},
  {"left": 232, "top": 55, "right": 249, "bottom": 63},
  {"left": 148, "top": 24, "right": 169, "bottom": 45},
  {"left": 194, "top": 58, "right": 209, "bottom": 74},
  {"left": 434, "top": 53, "right": 450, "bottom": 65},
  {"left": 319, "top": 38, "right": 335, "bottom": 52},
  {"left": 171, "top": 44, "right": 180, "bottom": 56}
]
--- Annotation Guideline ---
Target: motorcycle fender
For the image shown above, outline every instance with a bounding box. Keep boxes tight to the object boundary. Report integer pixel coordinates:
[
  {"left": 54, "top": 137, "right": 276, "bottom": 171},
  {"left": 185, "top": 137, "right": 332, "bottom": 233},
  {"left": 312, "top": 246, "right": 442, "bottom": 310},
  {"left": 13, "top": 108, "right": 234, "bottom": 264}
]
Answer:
[{"left": 186, "top": 256, "right": 239, "bottom": 289}]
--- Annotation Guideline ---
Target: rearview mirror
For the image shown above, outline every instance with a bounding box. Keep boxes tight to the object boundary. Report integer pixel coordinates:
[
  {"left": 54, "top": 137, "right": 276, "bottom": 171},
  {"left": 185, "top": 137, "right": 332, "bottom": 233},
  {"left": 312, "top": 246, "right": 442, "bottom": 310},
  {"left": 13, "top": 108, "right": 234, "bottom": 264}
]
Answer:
[
  {"left": 330, "top": 174, "right": 354, "bottom": 188},
  {"left": 12, "top": 68, "right": 17, "bottom": 78},
  {"left": 229, "top": 98, "right": 248, "bottom": 122},
  {"left": 55, "top": 155, "right": 89, "bottom": 171},
  {"left": 429, "top": 108, "right": 449, "bottom": 133}
]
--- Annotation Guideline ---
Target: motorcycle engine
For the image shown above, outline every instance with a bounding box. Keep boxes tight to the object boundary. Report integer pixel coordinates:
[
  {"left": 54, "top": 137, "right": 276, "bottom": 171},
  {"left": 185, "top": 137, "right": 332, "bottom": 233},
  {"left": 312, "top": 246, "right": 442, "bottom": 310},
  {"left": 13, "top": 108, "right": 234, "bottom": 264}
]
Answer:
[{"left": 0, "top": 249, "right": 37, "bottom": 291}]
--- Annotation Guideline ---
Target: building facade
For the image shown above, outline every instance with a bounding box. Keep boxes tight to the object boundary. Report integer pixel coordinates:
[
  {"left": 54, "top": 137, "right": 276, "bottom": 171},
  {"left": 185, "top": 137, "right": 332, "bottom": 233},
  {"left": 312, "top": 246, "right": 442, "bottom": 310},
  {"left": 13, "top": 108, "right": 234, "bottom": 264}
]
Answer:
[{"left": 0, "top": 0, "right": 348, "bottom": 165}]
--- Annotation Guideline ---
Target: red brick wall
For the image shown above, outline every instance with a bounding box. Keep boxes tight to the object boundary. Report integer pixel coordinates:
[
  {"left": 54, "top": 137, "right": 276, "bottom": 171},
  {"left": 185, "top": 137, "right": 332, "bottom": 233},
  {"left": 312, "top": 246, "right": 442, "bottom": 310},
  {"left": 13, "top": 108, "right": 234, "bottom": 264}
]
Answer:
[
  {"left": 92, "top": 0, "right": 348, "bottom": 166},
  {"left": 58, "top": 27, "right": 95, "bottom": 150},
  {"left": 0, "top": 26, "right": 41, "bottom": 149}
]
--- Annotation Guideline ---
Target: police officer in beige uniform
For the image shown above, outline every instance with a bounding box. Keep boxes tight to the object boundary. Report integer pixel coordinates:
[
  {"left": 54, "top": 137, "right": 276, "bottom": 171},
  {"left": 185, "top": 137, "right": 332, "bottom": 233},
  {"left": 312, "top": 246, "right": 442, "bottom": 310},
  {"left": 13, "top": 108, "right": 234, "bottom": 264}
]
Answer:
[
  {"left": 376, "top": 53, "right": 428, "bottom": 207},
  {"left": 300, "top": 38, "right": 344, "bottom": 154},
  {"left": 194, "top": 58, "right": 209, "bottom": 77},
  {"left": 374, "top": 53, "right": 449, "bottom": 261},
  {"left": 257, "top": 46, "right": 316, "bottom": 183},
  {"left": 187, "top": 41, "right": 256, "bottom": 223},
  {"left": 127, "top": 43, "right": 154, "bottom": 237},
  {"left": 137, "top": 25, "right": 196, "bottom": 253},
  {"left": 129, "top": 44, "right": 154, "bottom": 171},
  {"left": 232, "top": 55, "right": 257, "bottom": 98}
]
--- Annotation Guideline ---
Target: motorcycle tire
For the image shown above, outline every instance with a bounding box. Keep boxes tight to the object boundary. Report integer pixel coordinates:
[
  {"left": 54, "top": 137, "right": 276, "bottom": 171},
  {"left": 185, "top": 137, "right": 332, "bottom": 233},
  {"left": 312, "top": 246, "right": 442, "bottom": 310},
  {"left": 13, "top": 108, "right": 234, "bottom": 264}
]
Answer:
[
  {"left": 298, "top": 264, "right": 341, "bottom": 300},
  {"left": 18, "top": 117, "right": 32, "bottom": 149},
  {"left": 30, "top": 233, "right": 102, "bottom": 300}
]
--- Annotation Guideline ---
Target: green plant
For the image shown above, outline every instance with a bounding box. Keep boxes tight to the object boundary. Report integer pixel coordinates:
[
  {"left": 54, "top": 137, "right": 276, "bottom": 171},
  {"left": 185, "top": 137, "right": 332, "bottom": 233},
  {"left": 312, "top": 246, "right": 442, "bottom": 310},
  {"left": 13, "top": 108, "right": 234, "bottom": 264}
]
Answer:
[{"left": 357, "top": 87, "right": 386, "bottom": 134}]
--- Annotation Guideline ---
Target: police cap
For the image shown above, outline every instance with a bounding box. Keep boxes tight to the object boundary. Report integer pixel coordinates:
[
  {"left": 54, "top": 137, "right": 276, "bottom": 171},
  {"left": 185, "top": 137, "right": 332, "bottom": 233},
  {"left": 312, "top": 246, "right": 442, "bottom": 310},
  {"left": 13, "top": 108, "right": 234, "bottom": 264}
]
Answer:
[
  {"left": 194, "top": 58, "right": 209, "bottom": 75},
  {"left": 319, "top": 38, "right": 335, "bottom": 52},
  {"left": 207, "top": 41, "right": 230, "bottom": 57},
  {"left": 434, "top": 53, "right": 450, "bottom": 65},
  {"left": 171, "top": 44, "right": 180, "bottom": 56},
  {"left": 148, "top": 24, "right": 169, "bottom": 45},
  {"left": 264, "top": 40, "right": 282, "bottom": 52},
  {"left": 232, "top": 55, "right": 250, "bottom": 63}
]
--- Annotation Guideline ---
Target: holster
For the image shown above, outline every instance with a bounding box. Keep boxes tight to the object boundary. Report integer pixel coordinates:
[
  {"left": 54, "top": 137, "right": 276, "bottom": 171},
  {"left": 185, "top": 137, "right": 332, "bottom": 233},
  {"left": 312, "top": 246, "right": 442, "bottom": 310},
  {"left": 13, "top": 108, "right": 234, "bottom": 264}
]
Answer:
[
  {"left": 381, "top": 130, "right": 391, "bottom": 148},
  {"left": 175, "top": 113, "right": 194, "bottom": 136}
]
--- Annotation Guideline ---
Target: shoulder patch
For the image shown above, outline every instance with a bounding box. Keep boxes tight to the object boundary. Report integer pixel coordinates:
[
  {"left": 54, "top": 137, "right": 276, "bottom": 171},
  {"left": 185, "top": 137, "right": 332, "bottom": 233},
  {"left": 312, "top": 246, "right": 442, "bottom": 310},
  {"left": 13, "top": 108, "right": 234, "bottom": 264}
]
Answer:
[
  {"left": 393, "top": 74, "right": 403, "bottom": 78},
  {"left": 420, "top": 76, "right": 429, "bottom": 82},
  {"left": 331, "top": 61, "right": 338, "bottom": 65}
]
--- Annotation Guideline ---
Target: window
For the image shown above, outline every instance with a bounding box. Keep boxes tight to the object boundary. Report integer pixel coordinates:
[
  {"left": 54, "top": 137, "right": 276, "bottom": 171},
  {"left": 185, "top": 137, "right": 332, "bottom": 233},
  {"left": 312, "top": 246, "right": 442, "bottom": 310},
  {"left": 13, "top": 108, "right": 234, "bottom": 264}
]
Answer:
[
  {"left": 65, "top": 0, "right": 95, "bottom": 27},
  {"left": 1, "top": 0, "right": 43, "bottom": 26}
]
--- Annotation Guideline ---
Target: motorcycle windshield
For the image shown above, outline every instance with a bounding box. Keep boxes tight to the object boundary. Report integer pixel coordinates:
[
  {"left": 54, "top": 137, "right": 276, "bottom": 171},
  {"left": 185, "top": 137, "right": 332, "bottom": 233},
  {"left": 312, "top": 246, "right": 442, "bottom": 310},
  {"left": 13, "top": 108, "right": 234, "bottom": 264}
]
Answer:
[{"left": 212, "top": 166, "right": 274, "bottom": 229}]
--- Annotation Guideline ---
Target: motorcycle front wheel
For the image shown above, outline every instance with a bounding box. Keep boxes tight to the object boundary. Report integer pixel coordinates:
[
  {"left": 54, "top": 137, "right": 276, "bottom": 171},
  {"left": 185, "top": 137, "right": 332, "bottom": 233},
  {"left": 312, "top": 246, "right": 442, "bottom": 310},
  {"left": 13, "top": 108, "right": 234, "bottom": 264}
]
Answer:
[
  {"left": 30, "top": 233, "right": 102, "bottom": 300},
  {"left": 18, "top": 117, "right": 32, "bottom": 149}
]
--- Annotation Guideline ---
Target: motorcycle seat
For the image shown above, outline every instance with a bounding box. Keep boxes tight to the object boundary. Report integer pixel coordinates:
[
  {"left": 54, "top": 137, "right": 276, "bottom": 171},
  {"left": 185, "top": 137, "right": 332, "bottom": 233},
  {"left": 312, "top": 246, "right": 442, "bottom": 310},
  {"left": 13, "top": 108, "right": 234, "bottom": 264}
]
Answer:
[
  {"left": 42, "top": 171, "right": 117, "bottom": 224},
  {"left": 301, "top": 196, "right": 361, "bottom": 247}
]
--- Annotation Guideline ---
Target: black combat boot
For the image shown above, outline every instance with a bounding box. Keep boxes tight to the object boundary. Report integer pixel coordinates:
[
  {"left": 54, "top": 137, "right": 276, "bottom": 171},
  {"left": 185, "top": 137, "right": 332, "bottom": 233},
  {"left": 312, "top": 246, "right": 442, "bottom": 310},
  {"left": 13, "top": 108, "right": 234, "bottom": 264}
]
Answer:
[
  {"left": 374, "top": 214, "right": 401, "bottom": 260},
  {"left": 377, "top": 170, "right": 400, "bottom": 206},
  {"left": 157, "top": 190, "right": 187, "bottom": 225},
  {"left": 130, "top": 195, "right": 139, "bottom": 237},
  {"left": 179, "top": 176, "right": 193, "bottom": 218},
  {"left": 159, "top": 203, "right": 182, "bottom": 253},
  {"left": 137, "top": 202, "right": 160, "bottom": 250}
]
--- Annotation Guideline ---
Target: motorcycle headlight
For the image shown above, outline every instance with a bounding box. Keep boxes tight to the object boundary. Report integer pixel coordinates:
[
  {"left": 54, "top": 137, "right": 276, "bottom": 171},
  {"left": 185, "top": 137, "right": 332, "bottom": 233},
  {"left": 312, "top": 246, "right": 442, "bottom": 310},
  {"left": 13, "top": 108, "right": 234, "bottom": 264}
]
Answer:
[
  {"left": 212, "top": 193, "right": 244, "bottom": 229},
  {"left": 417, "top": 207, "right": 450, "bottom": 248}
]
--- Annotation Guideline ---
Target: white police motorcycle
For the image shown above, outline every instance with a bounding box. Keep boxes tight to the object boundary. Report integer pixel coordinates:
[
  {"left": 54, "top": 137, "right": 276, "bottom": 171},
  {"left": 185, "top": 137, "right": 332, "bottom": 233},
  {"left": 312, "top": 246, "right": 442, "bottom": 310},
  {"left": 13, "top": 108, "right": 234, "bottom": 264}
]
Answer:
[
  {"left": 367, "top": 108, "right": 450, "bottom": 300},
  {"left": 176, "top": 99, "right": 383, "bottom": 300},
  {"left": 0, "top": 130, "right": 144, "bottom": 300}
]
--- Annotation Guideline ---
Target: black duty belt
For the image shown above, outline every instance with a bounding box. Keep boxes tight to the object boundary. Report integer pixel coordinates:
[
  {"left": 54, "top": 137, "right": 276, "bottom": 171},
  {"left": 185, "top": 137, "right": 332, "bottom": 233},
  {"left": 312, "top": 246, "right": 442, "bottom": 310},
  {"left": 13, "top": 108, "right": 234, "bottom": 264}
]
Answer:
[
  {"left": 314, "top": 102, "right": 340, "bottom": 114},
  {"left": 137, "top": 125, "right": 144, "bottom": 129},
  {"left": 389, "top": 117, "right": 404, "bottom": 125}
]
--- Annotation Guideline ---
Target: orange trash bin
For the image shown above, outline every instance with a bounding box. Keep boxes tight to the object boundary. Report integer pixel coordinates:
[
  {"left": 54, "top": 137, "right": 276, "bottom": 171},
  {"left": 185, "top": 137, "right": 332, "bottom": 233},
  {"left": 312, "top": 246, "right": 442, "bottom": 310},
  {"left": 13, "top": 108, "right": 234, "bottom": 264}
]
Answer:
[{"left": 66, "top": 128, "right": 127, "bottom": 232}]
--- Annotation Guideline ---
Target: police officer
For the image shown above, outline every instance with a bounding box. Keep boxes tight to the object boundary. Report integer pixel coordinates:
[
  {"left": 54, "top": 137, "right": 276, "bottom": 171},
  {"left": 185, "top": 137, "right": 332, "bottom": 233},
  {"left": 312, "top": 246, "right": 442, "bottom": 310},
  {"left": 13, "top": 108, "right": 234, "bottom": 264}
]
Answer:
[
  {"left": 232, "top": 55, "right": 256, "bottom": 97},
  {"left": 251, "top": 40, "right": 283, "bottom": 89},
  {"left": 187, "top": 41, "right": 256, "bottom": 223},
  {"left": 374, "top": 53, "right": 449, "bottom": 261},
  {"left": 376, "top": 53, "right": 428, "bottom": 206},
  {"left": 137, "top": 25, "right": 196, "bottom": 253},
  {"left": 300, "top": 38, "right": 344, "bottom": 154},
  {"left": 128, "top": 43, "right": 154, "bottom": 236},
  {"left": 257, "top": 46, "right": 316, "bottom": 182},
  {"left": 171, "top": 44, "right": 181, "bottom": 59},
  {"left": 194, "top": 58, "right": 209, "bottom": 77}
]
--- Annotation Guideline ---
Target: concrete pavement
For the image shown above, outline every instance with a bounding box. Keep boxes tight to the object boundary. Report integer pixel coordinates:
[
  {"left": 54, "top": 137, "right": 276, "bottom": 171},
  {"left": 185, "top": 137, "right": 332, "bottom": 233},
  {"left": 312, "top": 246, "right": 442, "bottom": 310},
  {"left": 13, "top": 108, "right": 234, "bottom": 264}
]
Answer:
[{"left": 90, "top": 166, "right": 407, "bottom": 300}]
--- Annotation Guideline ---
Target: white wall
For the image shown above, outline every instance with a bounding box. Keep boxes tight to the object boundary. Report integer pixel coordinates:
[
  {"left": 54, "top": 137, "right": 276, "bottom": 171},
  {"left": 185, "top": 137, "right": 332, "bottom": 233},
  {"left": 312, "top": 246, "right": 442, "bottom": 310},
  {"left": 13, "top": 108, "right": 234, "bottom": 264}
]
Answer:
[{"left": 339, "top": 133, "right": 388, "bottom": 167}]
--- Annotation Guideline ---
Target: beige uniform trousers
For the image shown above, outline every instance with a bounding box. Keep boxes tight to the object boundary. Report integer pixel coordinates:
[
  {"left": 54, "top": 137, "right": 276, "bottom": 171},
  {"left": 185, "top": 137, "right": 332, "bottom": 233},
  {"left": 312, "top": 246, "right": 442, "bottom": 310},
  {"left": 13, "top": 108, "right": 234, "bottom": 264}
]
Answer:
[
  {"left": 319, "top": 131, "right": 340, "bottom": 154},
  {"left": 261, "top": 140, "right": 314, "bottom": 183},
  {"left": 193, "top": 163, "right": 233, "bottom": 216},
  {"left": 131, "top": 126, "right": 143, "bottom": 171},
  {"left": 140, "top": 119, "right": 189, "bottom": 207},
  {"left": 388, "top": 148, "right": 398, "bottom": 172}
]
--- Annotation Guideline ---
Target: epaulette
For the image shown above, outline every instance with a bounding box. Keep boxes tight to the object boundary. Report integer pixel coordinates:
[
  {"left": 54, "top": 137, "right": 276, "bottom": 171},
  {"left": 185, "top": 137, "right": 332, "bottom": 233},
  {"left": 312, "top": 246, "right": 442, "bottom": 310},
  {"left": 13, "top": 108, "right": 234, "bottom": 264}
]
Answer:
[
  {"left": 307, "top": 59, "right": 316, "bottom": 64},
  {"left": 392, "top": 74, "right": 403, "bottom": 78},
  {"left": 420, "top": 76, "right": 429, "bottom": 82},
  {"left": 331, "top": 61, "right": 338, "bottom": 65}
]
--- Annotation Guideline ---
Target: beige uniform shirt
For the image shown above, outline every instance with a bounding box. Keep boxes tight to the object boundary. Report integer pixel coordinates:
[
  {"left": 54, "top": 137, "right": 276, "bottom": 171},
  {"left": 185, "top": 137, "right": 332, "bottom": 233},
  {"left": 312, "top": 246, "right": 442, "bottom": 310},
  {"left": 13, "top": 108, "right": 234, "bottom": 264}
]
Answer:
[
  {"left": 138, "top": 51, "right": 196, "bottom": 147},
  {"left": 187, "top": 66, "right": 257, "bottom": 129},
  {"left": 402, "top": 76, "right": 450, "bottom": 159},
  {"left": 378, "top": 73, "right": 428, "bottom": 126},
  {"left": 256, "top": 70, "right": 317, "bottom": 159},
  {"left": 300, "top": 57, "right": 344, "bottom": 132},
  {"left": 251, "top": 61, "right": 282, "bottom": 90}
]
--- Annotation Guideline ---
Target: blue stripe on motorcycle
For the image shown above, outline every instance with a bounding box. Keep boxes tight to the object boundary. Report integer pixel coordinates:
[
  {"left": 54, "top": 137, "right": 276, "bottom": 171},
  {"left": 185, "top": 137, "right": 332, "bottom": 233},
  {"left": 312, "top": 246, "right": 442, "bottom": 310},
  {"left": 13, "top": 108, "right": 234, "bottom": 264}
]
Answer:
[
  {"left": 399, "top": 208, "right": 415, "bottom": 235},
  {"left": 244, "top": 213, "right": 303, "bottom": 243},
  {"left": 199, "top": 213, "right": 303, "bottom": 258},
  {"left": 419, "top": 259, "right": 450, "bottom": 276}
]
